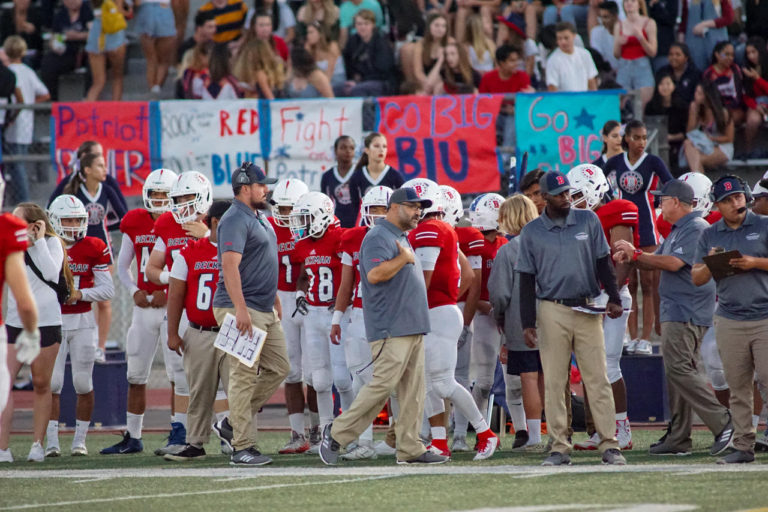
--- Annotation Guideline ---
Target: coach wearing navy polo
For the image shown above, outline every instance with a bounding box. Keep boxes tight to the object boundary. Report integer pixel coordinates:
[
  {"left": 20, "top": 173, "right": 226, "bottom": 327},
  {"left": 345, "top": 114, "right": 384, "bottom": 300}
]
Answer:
[
  {"left": 320, "top": 187, "right": 447, "bottom": 466},
  {"left": 692, "top": 176, "right": 768, "bottom": 464},
  {"left": 213, "top": 162, "right": 290, "bottom": 466},
  {"left": 516, "top": 171, "right": 625, "bottom": 466}
]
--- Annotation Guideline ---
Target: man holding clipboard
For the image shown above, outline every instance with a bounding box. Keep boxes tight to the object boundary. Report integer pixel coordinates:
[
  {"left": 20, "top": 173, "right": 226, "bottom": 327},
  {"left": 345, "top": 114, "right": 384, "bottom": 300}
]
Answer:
[{"left": 692, "top": 176, "right": 768, "bottom": 464}]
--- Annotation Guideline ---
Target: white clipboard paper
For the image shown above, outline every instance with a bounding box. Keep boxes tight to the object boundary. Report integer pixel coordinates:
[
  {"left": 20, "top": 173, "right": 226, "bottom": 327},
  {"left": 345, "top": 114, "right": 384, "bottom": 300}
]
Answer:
[{"left": 214, "top": 313, "right": 267, "bottom": 368}]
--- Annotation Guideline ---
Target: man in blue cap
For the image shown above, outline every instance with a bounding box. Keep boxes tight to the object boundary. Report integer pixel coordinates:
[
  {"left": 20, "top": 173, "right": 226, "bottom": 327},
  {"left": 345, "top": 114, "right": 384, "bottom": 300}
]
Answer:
[
  {"left": 516, "top": 171, "right": 626, "bottom": 466},
  {"left": 692, "top": 175, "right": 768, "bottom": 464}
]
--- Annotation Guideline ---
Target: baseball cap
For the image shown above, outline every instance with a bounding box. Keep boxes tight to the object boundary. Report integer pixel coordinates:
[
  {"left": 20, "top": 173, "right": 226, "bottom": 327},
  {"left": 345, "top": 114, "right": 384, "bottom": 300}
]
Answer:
[
  {"left": 752, "top": 171, "right": 768, "bottom": 198},
  {"left": 650, "top": 180, "right": 694, "bottom": 204},
  {"left": 495, "top": 12, "right": 525, "bottom": 39},
  {"left": 388, "top": 187, "right": 433, "bottom": 208},
  {"left": 711, "top": 176, "right": 746, "bottom": 203},
  {"left": 539, "top": 171, "right": 571, "bottom": 196},
  {"left": 231, "top": 162, "right": 277, "bottom": 189}
]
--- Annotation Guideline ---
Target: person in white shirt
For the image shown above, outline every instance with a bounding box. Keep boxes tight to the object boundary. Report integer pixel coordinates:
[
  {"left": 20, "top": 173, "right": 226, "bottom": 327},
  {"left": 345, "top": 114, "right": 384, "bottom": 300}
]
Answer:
[
  {"left": 546, "top": 21, "right": 598, "bottom": 91},
  {"left": 590, "top": 1, "right": 620, "bottom": 71}
]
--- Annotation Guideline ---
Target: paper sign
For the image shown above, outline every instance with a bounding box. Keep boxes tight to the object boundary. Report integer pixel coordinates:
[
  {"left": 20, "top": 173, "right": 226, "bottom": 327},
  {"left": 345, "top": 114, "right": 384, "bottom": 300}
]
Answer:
[{"left": 214, "top": 313, "right": 267, "bottom": 368}]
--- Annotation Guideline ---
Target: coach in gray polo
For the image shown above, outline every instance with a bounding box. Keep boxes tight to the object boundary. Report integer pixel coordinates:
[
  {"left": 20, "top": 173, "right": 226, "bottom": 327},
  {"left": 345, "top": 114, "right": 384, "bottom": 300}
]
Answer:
[
  {"left": 213, "top": 162, "right": 290, "bottom": 466},
  {"left": 320, "top": 187, "right": 447, "bottom": 466}
]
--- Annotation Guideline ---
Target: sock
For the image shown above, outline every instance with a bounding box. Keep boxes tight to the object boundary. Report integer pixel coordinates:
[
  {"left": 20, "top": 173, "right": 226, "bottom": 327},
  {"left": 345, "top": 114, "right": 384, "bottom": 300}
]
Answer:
[
  {"left": 74, "top": 420, "right": 89, "bottom": 445},
  {"left": 753, "top": 415, "right": 760, "bottom": 429},
  {"left": 316, "top": 390, "right": 334, "bottom": 426},
  {"left": 309, "top": 411, "right": 320, "bottom": 428},
  {"left": 126, "top": 412, "right": 143, "bottom": 439},
  {"left": 46, "top": 420, "right": 59, "bottom": 447},
  {"left": 289, "top": 413, "right": 305, "bottom": 435},
  {"left": 215, "top": 389, "right": 227, "bottom": 401},
  {"left": 170, "top": 413, "right": 176, "bottom": 424},
  {"left": 360, "top": 424, "right": 374, "bottom": 444},
  {"left": 527, "top": 419, "right": 542, "bottom": 444},
  {"left": 215, "top": 410, "right": 228, "bottom": 423},
  {"left": 175, "top": 413, "right": 187, "bottom": 428},
  {"left": 616, "top": 411, "right": 628, "bottom": 422},
  {"left": 430, "top": 426, "right": 447, "bottom": 440},
  {"left": 471, "top": 418, "right": 490, "bottom": 434},
  {"left": 508, "top": 401, "right": 527, "bottom": 433},
  {"left": 389, "top": 396, "right": 400, "bottom": 420},
  {"left": 339, "top": 388, "right": 355, "bottom": 414},
  {"left": 454, "top": 410, "right": 469, "bottom": 437}
]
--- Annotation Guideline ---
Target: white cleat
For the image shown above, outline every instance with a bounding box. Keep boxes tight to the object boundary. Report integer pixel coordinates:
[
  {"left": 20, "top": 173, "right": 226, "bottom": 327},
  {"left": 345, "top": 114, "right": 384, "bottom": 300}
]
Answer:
[
  {"left": 27, "top": 442, "right": 45, "bottom": 462},
  {"left": 45, "top": 446, "right": 61, "bottom": 458},
  {"left": 617, "top": 419, "right": 633, "bottom": 450},
  {"left": 451, "top": 435, "right": 472, "bottom": 452},
  {"left": 0, "top": 448, "right": 13, "bottom": 463},
  {"left": 71, "top": 443, "right": 88, "bottom": 456},
  {"left": 473, "top": 433, "right": 499, "bottom": 461}
]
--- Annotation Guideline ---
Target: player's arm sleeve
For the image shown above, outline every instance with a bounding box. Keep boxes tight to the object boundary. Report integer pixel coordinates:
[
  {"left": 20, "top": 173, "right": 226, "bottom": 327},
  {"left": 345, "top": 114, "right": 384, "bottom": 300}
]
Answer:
[
  {"left": 467, "top": 254, "right": 482, "bottom": 269},
  {"left": 218, "top": 217, "right": 247, "bottom": 254},
  {"left": 341, "top": 252, "right": 353, "bottom": 266},
  {"left": 117, "top": 233, "right": 139, "bottom": 295},
  {"left": 169, "top": 252, "right": 189, "bottom": 281},
  {"left": 519, "top": 271, "right": 537, "bottom": 329},
  {"left": 488, "top": 244, "right": 513, "bottom": 324},
  {"left": 414, "top": 246, "right": 440, "bottom": 271},
  {"left": 81, "top": 269, "right": 115, "bottom": 302},
  {"left": 153, "top": 237, "right": 166, "bottom": 253},
  {"left": 29, "top": 237, "right": 63, "bottom": 282}
]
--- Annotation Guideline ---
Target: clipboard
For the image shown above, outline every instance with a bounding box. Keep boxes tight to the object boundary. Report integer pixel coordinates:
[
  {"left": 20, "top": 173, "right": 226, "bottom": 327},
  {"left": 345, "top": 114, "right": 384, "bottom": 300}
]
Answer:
[
  {"left": 213, "top": 313, "right": 267, "bottom": 368},
  {"left": 702, "top": 250, "right": 745, "bottom": 281}
]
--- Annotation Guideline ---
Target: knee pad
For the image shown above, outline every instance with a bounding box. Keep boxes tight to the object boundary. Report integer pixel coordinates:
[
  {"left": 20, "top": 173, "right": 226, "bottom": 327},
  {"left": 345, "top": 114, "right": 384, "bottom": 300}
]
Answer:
[
  {"left": 332, "top": 367, "right": 353, "bottom": 393},
  {"left": 431, "top": 374, "right": 456, "bottom": 400},
  {"left": 173, "top": 370, "right": 190, "bottom": 396},
  {"left": 505, "top": 374, "right": 522, "bottom": 403},
  {"left": 707, "top": 368, "right": 729, "bottom": 391},
  {"left": 424, "top": 388, "right": 446, "bottom": 417},
  {"left": 606, "top": 353, "right": 623, "bottom": 384},
  {"left": 285, "top": 364, "right": 303, "bottom": 385},
  {"left": 73, "top": 371, "right": 93, "bottom": 394},
  {"left": 311, "top": 368, "right": 332, "bottom": 394}
]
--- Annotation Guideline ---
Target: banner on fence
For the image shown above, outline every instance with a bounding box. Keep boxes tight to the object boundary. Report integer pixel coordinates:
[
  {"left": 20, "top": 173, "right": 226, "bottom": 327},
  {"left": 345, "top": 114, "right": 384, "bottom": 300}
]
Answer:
[
  {"left": 51, "top": 102, "right": 153, "bottom": 197},
  {"left": 514, "top": 91, "right": 621, "bottom": 174},
  {"left": 376, "top": 94, "right": 503, "bottom": 194}
]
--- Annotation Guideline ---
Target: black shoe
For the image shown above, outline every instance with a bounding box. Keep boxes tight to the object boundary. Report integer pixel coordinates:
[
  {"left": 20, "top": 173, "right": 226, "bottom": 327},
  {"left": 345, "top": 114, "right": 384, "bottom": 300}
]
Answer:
[
  {"left": 649, "top": 440, "right": 692, "bottom": 456},
  {"left": 541, "top": 452, "right": 571, "bottom": 466},
  {"left": 650, "top": 423, "right": 671, "bottom": 449},
  {"left": 319, "top": 424, "right": 340, "bottom": 466},
  {"left": 512, "top": 430, "right": 529, "bottom": 450},
  {"left": 213, "top": 417, "right": 234, "bottom": 453},
  {"left": 230, "top": 446, "right": 272, "bottom": 466},
  {"left": 396, "top": 451, "right": 449, "bottom": 464},
  {"left": 710, "top": 418, "right": 734, "bottom": 456},
  {"left": 601, "top": 448, "right": 627, "bottom": 465},
  {"left": 717, "top": 449, "right": 754, "bottom": 464},
  {"left": 164, "top": 444, "right": 206, "bottom": 462},
  {"left": 100, "top": 432, "right": 143, "bottom": 455}
]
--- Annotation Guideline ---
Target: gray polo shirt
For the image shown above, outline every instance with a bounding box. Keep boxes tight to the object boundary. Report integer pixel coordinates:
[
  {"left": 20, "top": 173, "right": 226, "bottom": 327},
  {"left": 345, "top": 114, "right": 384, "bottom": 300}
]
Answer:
[
  {"left": 213, "top": 199, "right": 278, "bottom": 313},
  {"left": 655, "top": 211, "right": 715, "bottom": 326},
  {"left": 359, "top": 219, "right": 430, "bottom": 342},
  {"left": 515, "top": 208, "right": 609, "bottom": 300},
  {"left": 694, "top": 210, "right": 768, "bottom": 321}
]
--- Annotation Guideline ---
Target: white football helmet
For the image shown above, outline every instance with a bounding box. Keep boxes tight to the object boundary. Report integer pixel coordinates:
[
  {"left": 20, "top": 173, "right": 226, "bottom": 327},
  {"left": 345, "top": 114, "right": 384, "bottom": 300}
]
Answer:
[
  {"left": 440, "top": 185, "right": 463, "bottom": 227},
  {"left": 568, "top": 163, "right": 609, "bottom": 210},
  {"left": 143, "top": 168, "right": 178, "bottom": 214},
  {"left": 402, "top": 178, "right": 444, "bottom": 218},
  {"left": 469, "top": 193, "right": 504, "bottom": 231},
  {"left": 48, "top": 195, "right": 88, "bottom": 242},
  {"left": 270, "top": 178, "right": 309, "bottom": 227},
  {"left": 170, "top": 171, "right": 213, "bottom": 224},
  {"left": 361, "top": 186, "right": 392, "bottom": 227},
  {"left": 679, "top": 172, "right": 713, "bottom": 213},
  {"left": 290, "top": 191, "right": 335, "bottom": 240}
]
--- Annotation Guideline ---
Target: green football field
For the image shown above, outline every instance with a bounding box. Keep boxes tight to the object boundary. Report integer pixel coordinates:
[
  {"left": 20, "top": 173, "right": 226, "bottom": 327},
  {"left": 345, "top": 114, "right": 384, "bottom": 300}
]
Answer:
[{"left": 1, "top": 430, "right": 767, "bottom": 512}]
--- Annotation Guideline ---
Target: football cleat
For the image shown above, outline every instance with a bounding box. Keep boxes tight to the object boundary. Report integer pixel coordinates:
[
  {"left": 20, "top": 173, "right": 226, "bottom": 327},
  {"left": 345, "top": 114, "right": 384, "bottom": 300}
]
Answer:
[
  {"left": 427, "top": 439, "right": 451, "bottom": 457},
  {"left": 616, "top": 419, "right": 633, "bottom": 450},
  {"left": 100, "top": 432, "right": 143, "bottom": 455},
  {"left": 451, "top": 435, "right": 471, "bottom": 452},
  {"left": 473, "top": 430, "right": 499, "bottom": 461},
  {"left": 71, "top": 443, "right": 88, "bottom": 456},
  {"left": 0, "top": 448, "right": 13, "bottom": 463},
  {"left": 154, "top": 422, "right": 187, "bottom": 455},
  {"left": 574, "top": 432, "right": 601, "bottom": 451},
  {"left": 511, "top": 430, "right": 530, "bottom": 450},
  {"left": 279, "top": 431, "right": 310, "bottom": 454},
  {"left": 45, "top": 445, "right": 61, "bottom": 458}
]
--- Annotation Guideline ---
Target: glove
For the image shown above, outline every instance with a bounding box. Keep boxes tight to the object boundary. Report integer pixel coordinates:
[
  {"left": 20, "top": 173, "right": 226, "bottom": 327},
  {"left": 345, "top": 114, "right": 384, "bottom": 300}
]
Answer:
[
  {"left": 292, "top": 295, "right": 309, "bottom": 317},
  {"left": 16, "top": 328, "right": 41, "bottom": 365},
  {"left": 457, "top": 325, "right": 472, "bottom": 350}
]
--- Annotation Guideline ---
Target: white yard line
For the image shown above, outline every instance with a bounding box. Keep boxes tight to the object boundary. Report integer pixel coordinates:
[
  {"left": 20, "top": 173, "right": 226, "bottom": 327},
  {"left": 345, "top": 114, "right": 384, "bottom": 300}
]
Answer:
[{"left": 450, "top": 506, "right": 698, "bottom": 512}]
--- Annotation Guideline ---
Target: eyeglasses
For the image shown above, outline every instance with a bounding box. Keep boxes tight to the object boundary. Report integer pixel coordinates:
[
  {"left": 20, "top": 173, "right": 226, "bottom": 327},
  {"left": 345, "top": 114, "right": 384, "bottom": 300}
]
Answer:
[{"left": 400, "top": 202, "right": 424, "bottom": 211}]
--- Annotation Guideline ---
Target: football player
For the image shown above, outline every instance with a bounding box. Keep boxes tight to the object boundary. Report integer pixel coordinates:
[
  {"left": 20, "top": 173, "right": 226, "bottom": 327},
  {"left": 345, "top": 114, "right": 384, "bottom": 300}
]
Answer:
[
  {"left": 46, "top": 195, "right": 115, "bottom": 457},
  {"left": 406, "top": 179, "right": 498, "bottom": 461},
  {"left": 145, "top": 171, "right": 212, "bottom": 456}
]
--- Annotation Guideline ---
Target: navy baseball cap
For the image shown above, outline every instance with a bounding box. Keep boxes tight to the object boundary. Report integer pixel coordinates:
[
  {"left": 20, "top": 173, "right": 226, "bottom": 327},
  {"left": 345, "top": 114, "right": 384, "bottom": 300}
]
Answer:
[
  {"left": 712, "top": 176, "right": 746, "bottom": 203},
  {"left": 232, "top": 162, "right": 277, "bottom": 189},
  {"left": 650, "top": 180, "right": 694, "bottom": 204},
  {"left": 539, "top": 171, "right": 571, "bottom": 196},
  {"left": 389, "top": 187, "right": 433, "bottom": 208}
]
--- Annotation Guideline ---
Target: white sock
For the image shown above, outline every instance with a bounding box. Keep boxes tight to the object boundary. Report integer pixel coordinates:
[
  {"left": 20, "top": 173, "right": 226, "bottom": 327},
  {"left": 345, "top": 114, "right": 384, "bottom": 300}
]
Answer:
[
  {"left": 471, "top": 418, "right": 490, "bottom": 434},
  {"left": 616, "top": 411, "right": 628, "bottom": 422},
  {"left": 170, "top": 413, "right": 176, "bottom": 423},
  {"left": 309, "top": 411, "right": 320, "bottom": 428},
  {"left": 289, "top": 413, "right": 305, "bottom": 435},
  {"left": 389, "top": 396, "right": 400, "bottom": 420},
  {"left": 74, "top": 420, "right": 89, "bottom": 445},
  {"left": 450, "top": 384, "right": 489, "bottom": 434},
  {"left": 46, "top": 420, "right": 59, "bottom": 447},
  {"left": 126, "top": 413, "right": 143, "bottom": 439},
  {"left": 507, "top": 401, "right": 527, "bottom": 433},
  {"left": 215, "top": 410, "right": 228, "bottom": 423},
  {"left": 360, "top": 424, "right": 374, "bottom": 443},
  {"left": 753, "top": 415, "right": 760, "bottom": 429},
  {"left": 339, "top": 388, "right": 355, "bottom": 413},
  {"left": 175, "top": 413, "right": 187, "bottom": 428},
  {"left": 430, "top": 426, "right": 447, "bottom": 440},
  {"left": 527, "top": 419, "right": 542, "bottom": 443},
  {"left": 215, "top": 389, "right": 227, "bottom": 401},
  {"left": 316, "top": 390, "right": 334, "bottom": 426}
]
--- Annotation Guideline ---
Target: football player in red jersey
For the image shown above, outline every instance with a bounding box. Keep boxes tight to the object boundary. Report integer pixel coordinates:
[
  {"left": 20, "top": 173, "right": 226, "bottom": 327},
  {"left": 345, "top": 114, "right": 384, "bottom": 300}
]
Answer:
[
  {"left": 329, "top": 185, "right": 391, "bottom": 460},
  {"left": 290, "top": 192, "right": 352, "bottom": 437},
  {"left": 101, "top": 169, "right": 178, "bottom": 455},
  {"left": 46, "top": 195, "right": 115, "bottom": 457},
  {"left": 145, "top": 171, "right": 212, "bottom": 456},
  {"left": 568, "top": 163, "right": 638, "bottom": 450},
  {"left": 164, "top": 200, "right": 233, "bottom": 461},
  {"left": 406, "top": 178, "right": 498, "bottom": 461},
  {"left": 268, "top": 178, "right": 319, "bottom": 455}
]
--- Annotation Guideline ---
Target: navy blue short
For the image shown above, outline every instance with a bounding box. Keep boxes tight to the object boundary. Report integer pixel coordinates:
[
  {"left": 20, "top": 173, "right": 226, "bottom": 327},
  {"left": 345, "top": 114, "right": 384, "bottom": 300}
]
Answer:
[
  {"left": 506, "top": 349, "right": 542, "bottom": 375},
  {"left": 6, "top": 325, "right": 62, "bottom": 348}
]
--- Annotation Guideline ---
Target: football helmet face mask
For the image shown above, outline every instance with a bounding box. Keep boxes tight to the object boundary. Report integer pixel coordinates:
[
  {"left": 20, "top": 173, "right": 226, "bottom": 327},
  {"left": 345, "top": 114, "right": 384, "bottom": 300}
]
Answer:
[
  {"left": 143, "top": 168, "right": 178, "bottom": 214},
  {"left": 290, "top": 191, "right": 335, "bottom": 240},
  {"left": 679, "top": 172, "right": 713, "bottom": 213},
  {"left": 170, "top": 171, "right": 213, "bottom": 224},
  {"left": 402, "top": 178, "right": 444, "bottom": 218},
  {"left": 361, "top": 186, "right": 392, "bottom": 227},
  {"left": 270, "top": 178, "right": 309, "bottom": 227},
  {"left": 48, "top": 195, "right": 88, "bottom": 242},
  {"left": 568, "top": 163, "right": 609, "bottom": 210},
  {"left": 469, "top": 193, "right": 504, "bottom": 231},
  {"left": 440, "top": 185, "right": 463, "bottom": 227}
]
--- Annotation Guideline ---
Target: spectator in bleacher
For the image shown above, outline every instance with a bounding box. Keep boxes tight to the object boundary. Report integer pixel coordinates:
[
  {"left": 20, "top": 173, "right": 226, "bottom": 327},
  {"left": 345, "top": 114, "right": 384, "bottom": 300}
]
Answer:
[
  {"left": 135, "top": 0, "right": 178, "bottom": 97},
  {"left": 543, "top": 0, "right": 589, "bottom": 32},
  {"left": 177, "top": 11, "right": 216, "bottom": 63},
  {"left": 679, "top": 0, "right": 732, "bottom": 72},
  {"left": 455, "top": 0, "right": 501, "bottom": 44},
  {"left": 0, "top": 0, "right": 44, "bottom": 69},
  {"left": 171, "top": 0, "right": 190, "bottom": 57},
  {"left": 463, "top": 14, "right": 496, "bottom": 73},
  {"left": 341, "top": 9, "right": 395, "bottom": 96},
  {"left": 198, "top": 0, "right": 248, "bottom": 44},
  {"left": 246, "top": 0, "right": 296, "bottom": 43},
  {"left": 613, "top": 0, "right": 657, "bottom": 111},
  {"left": 592, "top": 119, "right": 623, "bottom": 168},
  {"left": 546, "top": 22, "right": 598, "bottom": 91},
  {"left": 742, "top": 37, "right": 768, "bottom": 156},
  {"left": 437, "top": 41, "right": 480, "bottom": 94},
  {"left": 284, "top": 46, "right": 334, "bottom": 98},
  {"left": 495, "top": 6, "right": 536, "bottom": 77},
  {"left": 646, "top": 0, "right": 677, "bottom": 72},
  {"left": 296, "top": 0, "right": 340, "bottom": 41},
  {"left": 244, "top": 11, "right": 289, "bottom": 62},
  {"left": 305, "top": 22, "right": 345, "bottom": 92},
  {"left": 409, "top": 13, "right": 452, "bottom": 95},
  {"left": 645, "top": 73, "right": 689, "bottom": 172},
  {"left": 2, "top": 36, "right": 49, "bottom": 205},
  {"left": 84, "top": 0, "right": 130, "bottom": 101},
  {"left": 744, "top": 0, "right": 768, "bottom": 40},
  {"left": 178, "top": 41, "right": 211, "bottom": 98},
  {"left": 232, "top": 39, "right": 284, "bottom": 98},
  {"left": 589, "top": 1, "right": 619, "bottom": 72},
  {"left": 656, "top": 42, "right": 700, "bottom": 104},
  {"left": 681, "top": 82, "right": 734, "bottom": 172},
  {"left": 338, "top": 0, "right": 384, "bottom": 49},
  {"left": 196, "top": 42, "right": 244, "bottom": 99},
  {"left": 40, "top": 0, "right": 93, "bottom": 102}
]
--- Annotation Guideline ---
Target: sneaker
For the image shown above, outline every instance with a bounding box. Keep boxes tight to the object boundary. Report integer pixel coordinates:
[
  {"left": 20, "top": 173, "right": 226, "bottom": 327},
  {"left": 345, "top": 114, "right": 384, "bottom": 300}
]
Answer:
[
  {"left": 574, "top": 432, "right": 600, "bottom": 451},
  {"left": 451, "top": 435, "right": 471, "bottom": 452},
  {"left": 710, "top": 418, "right": 734, "bottom": 456},
  {"left": 396, "top": 451, "right": 449, "bottom": 464},
  {"left": 45, "top": 446, "right": 61, "bottom": 457},
  {"left": 100, "top": 432, "right": 143, "bottom": 455},
  {"left": 634, "top": 339, "right": 653, "bottom": 355},
  {"left": 212, "top": 418, "right": 234, "bottom": 454},
  {"left": 155, "top": 422, "right": 187, "bottom": 456},
  {"left": 164, "top": 444, "right": 206, "bottom": 461},
  {"left": 373, "top": 440, "right": 397, "bottom": 456},
  {"left": 427, "top": 438, "right": 451, "bottom": 457},
  {"left": 511, "top": 430, "right": 529, "bottom": 450},
  {"left": 71, "top": 443, "right": 88, "bottom": 456},
  {"left": 602, "top": 448, "right": 626, "bottom": 465},
  {"left": 307, "top": 425, "right": 321, "bottom": 454},
  {"left": 341, "top": 443, "right": 378, "bottom": 460},
  {"left": 650, "top": 424, "right": 671, "bottom": 449},
  {"left": 616, "top": 419, "right": 633, "bottom": 450},
  {"left": 755, "top": 430, "right": 768, "bottom": 452},
  {"left": 473, "top": 431, "right": 498, "bottom": 461},
  {"left": 318, "top": 424, "right": 340, "bottom": 466},
  {"left": 27, "top": 442, "right": 45, "bottom": 462},
  {"left": 541, "top": 452, "right": 571, "bottom": 466},
  {"left": 649, "top": 440, "right": 692, "bottom": 456},
  {"left": 230, "top": 446, "right": 272, "bottom": 466},
  {"left": 94, "top": 347, "right": 106, "bottom": 364},
  {"left": 520, "top": 442, "right": 547, "bottom": 453},
  {"left": 717, "top": 449, "right": 755, "bottom": 464},
  {"left": 0, "top": 448, "right": 13, "bottom": 463},
  {"left": 625, "top": 339, "right": 639, "bottom": 355},
  {"left": 278, "top": 431, "right": 310, "bottom": 454}
]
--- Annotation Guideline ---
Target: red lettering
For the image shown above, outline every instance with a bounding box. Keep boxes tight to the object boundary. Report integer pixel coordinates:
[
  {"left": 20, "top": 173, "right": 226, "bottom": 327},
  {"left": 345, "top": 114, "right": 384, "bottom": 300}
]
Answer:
[
  {"left": 237, "top": 109, "right": 247, "bottom": 135},
  {"left": 220, "top": 111, "right": 232, "bottom": 136},
  {"left": 250, "top": 109, "right": 259, "bottom": 134},
  {"left": 558, "top": 136, "right": 576, "bottom": 165}
]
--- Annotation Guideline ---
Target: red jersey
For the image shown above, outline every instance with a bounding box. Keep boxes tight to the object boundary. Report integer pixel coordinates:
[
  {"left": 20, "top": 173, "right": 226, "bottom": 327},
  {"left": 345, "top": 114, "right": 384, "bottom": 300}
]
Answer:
[
  {"left": 293, "top": 226, "right": 344, "bottom": 307},
  {"left": 268, "top": 217, "right": 300, "bottom": 292},
  {"left": 178, "top": 237, "right": 219, "bottom": 328},
  {"left": 153, "top": 211, "right": 194, "bottom": 270},
  {"left": 657, "top": 210, "right": 721, "bottom": 239},
  {"left": 409, "top": 219, "right": 461, "bottom": 308},
  {"left": 120, "top": 208, "right": 165, "bottom": 294},
  {"left": 63, "top": 236, "right": 110, "bottom": 315},
  {"left": 479, "top": 236, "right": 508, "bottom": 301},
  {"left": 0, "top": 214, "right": 28, "bottom": 325},
  {"left": 340, "top": 226, "right": 368, "bottom": 309},
  {"left": 596, "top": 199, "right": 640, "bottom": 248},
  {"left": 456, "top": 226, "right": 484, "bottom": 302}
]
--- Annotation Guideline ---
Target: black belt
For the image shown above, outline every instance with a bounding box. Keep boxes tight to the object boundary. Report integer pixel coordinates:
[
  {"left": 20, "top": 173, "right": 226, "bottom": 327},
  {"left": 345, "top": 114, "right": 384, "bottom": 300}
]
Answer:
[
  {"left": 546, "top": 298, "right": 590, "bottom": 307},
  {"left": 189, "top": 321, "right": 220, "bottom": 332}
]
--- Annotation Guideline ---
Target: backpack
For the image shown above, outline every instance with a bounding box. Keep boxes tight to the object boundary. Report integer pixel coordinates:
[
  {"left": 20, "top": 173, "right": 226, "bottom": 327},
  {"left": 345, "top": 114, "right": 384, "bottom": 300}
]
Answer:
[{"left": 24, "top": 251, "right": 71, "bottom": 305}]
